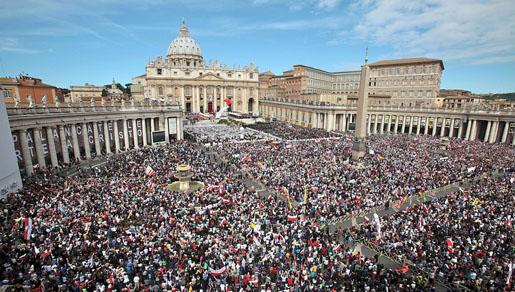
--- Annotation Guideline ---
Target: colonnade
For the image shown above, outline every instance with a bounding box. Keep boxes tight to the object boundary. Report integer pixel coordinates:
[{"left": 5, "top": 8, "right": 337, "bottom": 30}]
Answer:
[
  {"left": 12, "top": 115, "right": 183, "bottom": 176},
  {"left": 259, "top": 102, "right": 515, "bottom": 145}
]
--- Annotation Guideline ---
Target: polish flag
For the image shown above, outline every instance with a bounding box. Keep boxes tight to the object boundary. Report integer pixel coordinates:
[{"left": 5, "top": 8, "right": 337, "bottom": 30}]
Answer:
[
  {"left": 145, "top": 166, "right": 156, "bottom": 177},
  {"left": 222, "top": 198, "right": 232, "bottom": 205},
  {"left": 209, "top": 266, "right": 227, "bottom": 277},
  {"left": 396, "top": 263, "right": 409, "bottom": 274},
  {"left": 287, "top": 215, "right": 298, "bottom": 222}
]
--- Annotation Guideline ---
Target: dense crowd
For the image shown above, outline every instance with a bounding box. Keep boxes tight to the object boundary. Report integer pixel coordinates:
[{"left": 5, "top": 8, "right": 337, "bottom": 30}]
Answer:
[
  {"left": 247, "top": 122, "right": 340, "bottom": 140},
  {"left": 354, "top": 174, "right": 514, "bottom": 291},
  {"left": 184, "top": 125, "right": 273, "bottom": 144},
  {"left": 215, "top": 134, "right": 514, "bottom": 224},
  {"left": 0, "top": 122, "right": 513, "bottom": 291}
]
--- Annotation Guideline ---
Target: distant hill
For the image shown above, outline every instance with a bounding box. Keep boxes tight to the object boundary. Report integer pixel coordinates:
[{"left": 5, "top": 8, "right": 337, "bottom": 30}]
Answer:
[{"left": 480, "top": 92, "right": 515, "bottom": 100}]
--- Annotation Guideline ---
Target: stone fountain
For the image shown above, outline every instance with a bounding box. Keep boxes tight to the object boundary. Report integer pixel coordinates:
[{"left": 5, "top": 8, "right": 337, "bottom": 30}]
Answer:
[{"left": 167, "top": 164, "right": 204, "bottom": 192}]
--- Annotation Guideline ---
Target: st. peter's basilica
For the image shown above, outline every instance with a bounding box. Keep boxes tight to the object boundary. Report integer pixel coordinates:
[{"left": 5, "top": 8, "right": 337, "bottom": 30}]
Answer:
[{"left": 132, "top": 21, "right": 259, "bottom": 115}]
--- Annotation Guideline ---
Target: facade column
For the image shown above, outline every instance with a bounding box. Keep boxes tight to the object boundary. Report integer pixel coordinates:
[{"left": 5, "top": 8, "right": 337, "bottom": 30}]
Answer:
[
  {"left": 82, "top": 122, "right": 91, "bottom": 159},
  {"left": 373, "top": 115, "right": 379, "bottom": 134},
  {"left": 123, "top": 119, "right": 130, "bottom": 150},
  {"left": 58, "top": 125, "right": 70, "bottom": 164},
  {"left": 416, "top": 117, "right": 421, "bottom": 135},
  {"left": 489, "top": 121, "right": 499, "bottom": 143},
  {"left": 470, "top": 120, "right": 478, "bottom": 141},
  {"left": 46, "top": 126, "right": 58, "bottom": 168},
  {"left": 393, "top": 115, "right": 399, "bottom": 134},
  {"left": 386, "top": 115, "right": 392, "bottom": 132},
  {"left": 113, "top": 120, "right": 121, "bottom": 152},
  {"left": 132, "top": 119, "right": 139, "bottom": 149},
  {"left": 432, "top": 118, "right": 438, "bottom": 136},
  {"left": 483, "top": 121, "right": 492, "bottom": 143},
  {"left": 424, "top": 117, "right": 429, "bottom": 135},
  {"left": 408, "top": 116, "right": 414, "bottom": 135},
  {"left": 176, "top": 116, "right": 183, "bottom": 140},
  {"left": 512, "top": 128, "right": 515, "bottom": 145},
  {"left": 103, "top": 121, "right": 112, "bottom": 154},
  {"left": 449, "top": 118, "right": 455, "bottom": 138},
  {"left": 367, "top": 114, "right": 372, "bottom": 134},
  {"left": 440, "top": 117, "right": 446, "bottom": 137},
  {"left": 457, "top": 120, "right": 464, "bottom": 139},
  {"left": 19, "top": 129, "right": 33, "bottom": 176},
  {"left": 33, "top": 127, "right": 46, "bottom": 169},
  {"left": 142, "top": 118, "right": 148, "bottom": 146},
  {"left": 203, "top": 86, "right": 208, "bottom": 113},
  {"left": 318, "top": 113, "right": 323, "bottom": 129},
  {"left": 401, "top": 116, "right": 407, "bottom": 134},
  {"left": 465, "top": 120, "right": 472, "bottom": 140},
  {"left": 342, "top": 113, "right": 347, "bottom": 132},
  {"left": 501, "top": 122, "right": 510, "bottom": 143},
  {"left": 164, "top": 116, "right": 170, "bottom": 142},
  {"left": 71, "top": 124, "right": 81, "bottom": 161},
  {"left": 93, "top": 122, "right": 101, "bottom": 156},
  {"left": 311, "top": 112, "right": 317, "bottom": 128},
  {"left": 180, "top": 86, "right": 186, "bottom": 112},
  {"left": 151, "top": 117, "right": 155, "bottom": 132},
  {"left": 380, "top": 114, "right": 385, "bottom": 134}
]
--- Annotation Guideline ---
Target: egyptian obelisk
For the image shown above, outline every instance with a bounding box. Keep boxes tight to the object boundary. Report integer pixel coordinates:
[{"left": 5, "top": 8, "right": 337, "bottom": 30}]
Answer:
[{"left": 351, "top": 52, "right": 370, "bottom": 160}]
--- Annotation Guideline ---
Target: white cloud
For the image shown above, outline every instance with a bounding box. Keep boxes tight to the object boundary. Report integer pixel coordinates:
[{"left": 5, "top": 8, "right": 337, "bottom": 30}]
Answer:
[
  {"left": 353, "top": 0, "right": 515, "bottom": 64},
  {"left": 0, "top": 37, "right": 50, "bottom": 54},
  {"left": 318, "top": 0, "right": 340, "bottom": 9}
]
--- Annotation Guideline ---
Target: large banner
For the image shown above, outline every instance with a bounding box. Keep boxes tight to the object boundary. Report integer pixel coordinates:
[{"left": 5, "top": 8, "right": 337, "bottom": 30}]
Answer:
[{"left": 12, "top": 119, "right": 149, "bottom": 167}]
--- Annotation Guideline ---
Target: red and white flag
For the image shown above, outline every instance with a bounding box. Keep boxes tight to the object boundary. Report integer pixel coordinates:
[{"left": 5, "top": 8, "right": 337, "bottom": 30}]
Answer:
[
  {"left": 287, "top": 215, "right": 298, "bottom": 222},
  {"left": 209, "top": 266, "right": 227, "bottom": 277},
  {"left": 23, "top": 217, "right": 32, "bottom": 241},
  {"left": 145, "top": 166, "right": 156, "bottom": 177}
]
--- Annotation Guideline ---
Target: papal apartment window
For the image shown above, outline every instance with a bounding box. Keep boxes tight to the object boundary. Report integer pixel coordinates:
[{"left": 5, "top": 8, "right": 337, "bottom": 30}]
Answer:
[
  {"left": 157, "top": 69, "right": 162, "bottom": 75},
  {"left": 249, "top": 73, "right": 254, "bottom": 79},
  {"left": 173, "top": 71, "right": 177, "bottom": 76}
]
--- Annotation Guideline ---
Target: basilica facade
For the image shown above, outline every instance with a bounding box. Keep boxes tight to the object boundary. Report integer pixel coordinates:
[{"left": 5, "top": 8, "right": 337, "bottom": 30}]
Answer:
[{"left": 133, "top": 21, "right": 259, "bottom": 115}]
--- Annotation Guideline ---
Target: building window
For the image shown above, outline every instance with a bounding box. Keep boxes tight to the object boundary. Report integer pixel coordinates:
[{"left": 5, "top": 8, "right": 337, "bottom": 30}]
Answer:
[
  {"left": 185, "top": 72, "right": 190, "bottom": 76},
  {"left": 199, "top": 72, "right": 203, "bottom": 76},
  {"left": 249, "top": 73, "right": 254, "bottom": 79},
  {"left": 173, "top": 71, "right": 177, "bottom": 76},
  {"left": 158, "top": 86, "right": 163, "bottom": 95},
  {"left": 157, "top": 69, "right": 162, "bottom": 75}
]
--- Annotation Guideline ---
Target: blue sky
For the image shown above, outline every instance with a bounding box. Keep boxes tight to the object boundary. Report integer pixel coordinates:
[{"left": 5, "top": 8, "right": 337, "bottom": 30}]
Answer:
[{"left": 1, "top": 0, "right": 514, "bottom": 93}]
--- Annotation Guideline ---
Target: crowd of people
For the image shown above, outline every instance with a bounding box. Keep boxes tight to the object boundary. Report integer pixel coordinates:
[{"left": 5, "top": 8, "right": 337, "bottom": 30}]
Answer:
[
  {"left": 184, "top": 125, "right": 274, "bottom": 144},
  {"left": 215, "top": 133, "right": 514, "bottom": 225},
  {"left": 354, "top": 174, "right": 514, "bottom": 290},
  {"left": 248, "top": 122, "right": 340, "bottom": 140},
  {"left": 0, "top": 122, "right": 513, "bottom": 291}
]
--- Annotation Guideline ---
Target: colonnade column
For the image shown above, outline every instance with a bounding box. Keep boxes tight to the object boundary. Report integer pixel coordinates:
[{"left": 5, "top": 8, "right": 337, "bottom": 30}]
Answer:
[
  {"left": 46, "top": 127, "right": 58, "bottom": 168},
  {"left": 132, "top": 119, "right": 139, "bottom": 149},
  {"left": 483, "top": 121, "right": 492, "bottom": 143},
  {"left": 71, "top": 124, "right": 81, "bottom": 161},
  {"left": 401, "top": 116, "right": 407, "bottom": 134},
  {"left": 342, "top": 113, "right": 347, "bottom": 132},
  {"left": 457, "top": 120, "right": 464, "bottom": 139},
  {"left": 449, "top": 118, "right": 455, "bottom": 138},
  {"left": 123, "top": 119, "right": 130, "bottom": 150},
  {"left": 19, "top": 129, "right": 33, "bottom": 176},
  {"left": 58, "top": 125, "right": 70, "bottom": 164},
  {"left": 424, "top": 117, "right": 429, "bottom": 135},
  {"left": 380, "top": 114, "right": 385, "bottom": 134},
  {"left": 501, "top": 122, "right": 510, "bottom": 143},
  {"left": 33, "top": 127, "right": 46, "bottom": 169},
  {"left": 440, "top": 118, "right": 446, "bottom": 137},
  {"left": 488, "top": 121, "right": 498, "bottom": 143},
  {"left": 93, "top": 122, "right": 101, "bottom": 156},
  {"left": 432, "top": 118, "right": 438, "bottom": 136},
  {"left": 416, "top": 117, "right": 421, "bottom": 135},
  {"left": 393, "top": 116, "right": 399, "bottom": 134},
  {"left": 386, "top": 115, "right": 392, "bottom": 132},
  {"left": 103, "top": 121, "right": 112, "bottom": 154},
  {"left": 408, "top": 116, "right": 414, "bottom": 135},
  {"left": 142, "top": 119, "right": 148, "bottom": 146},
  {"left": 465, "top": 120, "right": 472, "bottom": 140},
  {"left": 164, "top": 116, "right": 170, "bottom": 142},
  {"left": 470, "top": 120, "right": 478, "bottom": 141},
  {"left": 82, "top": 123, "right": 91, "bottom": 159},
  {"left": 113, "top": 120, "right": 121, "bottom": 153},
  {"left": 373, "top": 115, "right": 379, "bottom": 134}
]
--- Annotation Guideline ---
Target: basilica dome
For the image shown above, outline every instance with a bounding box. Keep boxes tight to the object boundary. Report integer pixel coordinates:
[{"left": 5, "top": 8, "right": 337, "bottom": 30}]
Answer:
[{"left": 167, "top": 22, "right": 202, "bottom": 58}]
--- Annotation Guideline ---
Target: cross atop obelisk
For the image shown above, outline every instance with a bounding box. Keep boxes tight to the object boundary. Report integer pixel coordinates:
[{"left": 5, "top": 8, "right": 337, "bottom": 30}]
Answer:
[{"left": 351, "top": 49, "right": 371, "bottom": 160}]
